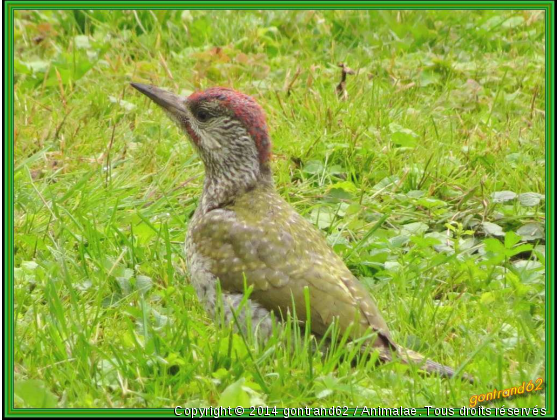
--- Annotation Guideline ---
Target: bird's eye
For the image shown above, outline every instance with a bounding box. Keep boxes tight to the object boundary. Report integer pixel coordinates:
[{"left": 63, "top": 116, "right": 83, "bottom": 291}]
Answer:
[{"left": 195, "top": 109, "right": 210, "bottom": 122}]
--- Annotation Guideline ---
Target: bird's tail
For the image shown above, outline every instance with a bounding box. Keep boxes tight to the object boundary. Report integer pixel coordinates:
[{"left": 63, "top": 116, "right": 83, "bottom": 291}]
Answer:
[
  {"left": 378, "top": 344, "right": 473, "bottom": 383},
  {"left": 398, "top": 346, "right": 457, "bottom": 379}
]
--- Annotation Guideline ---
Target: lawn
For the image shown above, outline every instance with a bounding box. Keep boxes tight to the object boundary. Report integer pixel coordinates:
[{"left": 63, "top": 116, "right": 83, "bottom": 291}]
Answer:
[{"left": 13, "top": 9, "right": 546, "bottom": 409}]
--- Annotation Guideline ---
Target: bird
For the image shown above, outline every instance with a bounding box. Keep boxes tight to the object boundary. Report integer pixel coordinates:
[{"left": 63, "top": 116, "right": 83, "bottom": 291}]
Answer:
[{"left": 131, "top": 82, "right": 468, "bottom": 381}]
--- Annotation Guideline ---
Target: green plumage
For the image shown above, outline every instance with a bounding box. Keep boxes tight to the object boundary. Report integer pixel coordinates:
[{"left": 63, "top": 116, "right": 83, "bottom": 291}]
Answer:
[{"left": 192, "top": 183, "right": 394, "bottom": 349}]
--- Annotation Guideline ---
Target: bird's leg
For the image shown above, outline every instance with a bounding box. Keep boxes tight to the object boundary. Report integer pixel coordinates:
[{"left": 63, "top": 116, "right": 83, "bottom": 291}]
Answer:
[
  {"left": 218, "top": 292, "right": 274, "bottom": 344},
  {"left": 189, "top": 264, "right": 274, "bottom": 343}
]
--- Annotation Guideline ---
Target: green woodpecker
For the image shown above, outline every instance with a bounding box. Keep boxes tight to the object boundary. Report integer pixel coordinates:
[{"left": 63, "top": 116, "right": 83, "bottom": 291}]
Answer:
[{"left": 131, "top": 83, "right": 469, "bottom": 381}]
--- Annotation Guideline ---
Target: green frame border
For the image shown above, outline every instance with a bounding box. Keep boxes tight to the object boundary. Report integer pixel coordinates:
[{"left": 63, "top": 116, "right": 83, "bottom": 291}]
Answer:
[{"left": 4, "top": 1, "right": 555, "bottom": 417}]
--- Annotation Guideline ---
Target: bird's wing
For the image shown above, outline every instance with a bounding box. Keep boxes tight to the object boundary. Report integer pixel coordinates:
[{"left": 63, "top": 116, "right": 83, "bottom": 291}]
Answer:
[{"left": 191, "top": 186, "right": 396, "bottom": 350}]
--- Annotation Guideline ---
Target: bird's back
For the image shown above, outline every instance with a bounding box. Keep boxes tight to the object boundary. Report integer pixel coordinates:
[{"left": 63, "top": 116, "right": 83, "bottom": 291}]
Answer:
[{"left": 189, "top": 184, "right": 395, "bottom": 348}]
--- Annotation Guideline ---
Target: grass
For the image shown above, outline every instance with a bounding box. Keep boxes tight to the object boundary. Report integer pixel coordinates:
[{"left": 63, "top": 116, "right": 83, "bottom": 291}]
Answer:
[{"left": 13, "top": 10, "right": 546, "bottom": 409}]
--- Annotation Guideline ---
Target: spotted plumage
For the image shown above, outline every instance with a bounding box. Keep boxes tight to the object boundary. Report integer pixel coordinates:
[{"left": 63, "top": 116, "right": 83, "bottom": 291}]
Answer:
[{"left": 131, "top": 82, "right": 470, "bottom": 381}]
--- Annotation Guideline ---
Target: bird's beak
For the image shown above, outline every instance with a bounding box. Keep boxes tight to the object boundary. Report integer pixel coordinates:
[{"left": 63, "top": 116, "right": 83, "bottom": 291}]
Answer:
[{"left": 130, "top": 83, "right": 186, "bottom": 117}]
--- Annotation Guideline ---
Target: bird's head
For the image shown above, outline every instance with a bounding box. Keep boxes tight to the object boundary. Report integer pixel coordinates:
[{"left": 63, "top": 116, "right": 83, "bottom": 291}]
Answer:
[{"left": 131, "top": 83, "right": 272, "bottom": 180}]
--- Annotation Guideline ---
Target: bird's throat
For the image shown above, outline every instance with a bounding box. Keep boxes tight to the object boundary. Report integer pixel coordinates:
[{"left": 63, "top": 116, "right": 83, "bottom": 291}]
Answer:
[{"left": 200, "top": 163, "right": 273, "bottom": 212}]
